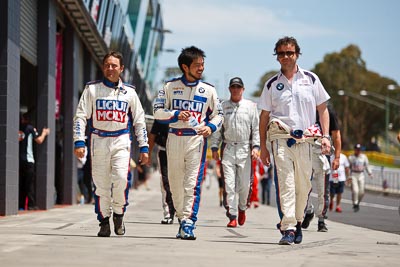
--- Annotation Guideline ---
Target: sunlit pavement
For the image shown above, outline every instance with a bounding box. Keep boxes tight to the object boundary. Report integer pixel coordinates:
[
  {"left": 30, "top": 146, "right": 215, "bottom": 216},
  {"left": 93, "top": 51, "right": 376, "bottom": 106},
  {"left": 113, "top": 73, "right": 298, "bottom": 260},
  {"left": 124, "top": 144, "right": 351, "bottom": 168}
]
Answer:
[{"left": 0, "top": 171, "right": 399, "bottom": 267}]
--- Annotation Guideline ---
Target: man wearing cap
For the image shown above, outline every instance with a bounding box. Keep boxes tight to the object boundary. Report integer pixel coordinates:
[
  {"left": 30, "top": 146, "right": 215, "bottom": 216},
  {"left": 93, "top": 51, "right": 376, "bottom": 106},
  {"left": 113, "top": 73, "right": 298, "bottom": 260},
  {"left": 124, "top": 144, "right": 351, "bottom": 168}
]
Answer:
[
  {"left": 348, "top": 144, "right": 373, "bottom": 212},
  {"left": 210, "top": 77, "right": 260, "bottom": 228}
]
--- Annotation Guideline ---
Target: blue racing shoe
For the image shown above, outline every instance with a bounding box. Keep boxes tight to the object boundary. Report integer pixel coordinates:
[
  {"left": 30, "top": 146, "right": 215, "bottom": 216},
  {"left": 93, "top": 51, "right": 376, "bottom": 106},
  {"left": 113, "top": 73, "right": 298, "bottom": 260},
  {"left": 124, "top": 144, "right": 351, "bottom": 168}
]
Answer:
[
  {"left": 178, "top": 220, "right": 196, "bottom": 240},
  {"left": 279, "top": 230, "right": 295, "bottom": 245},
  {"left": 176, "top": 224, "right": 182, "bottom": 239}
]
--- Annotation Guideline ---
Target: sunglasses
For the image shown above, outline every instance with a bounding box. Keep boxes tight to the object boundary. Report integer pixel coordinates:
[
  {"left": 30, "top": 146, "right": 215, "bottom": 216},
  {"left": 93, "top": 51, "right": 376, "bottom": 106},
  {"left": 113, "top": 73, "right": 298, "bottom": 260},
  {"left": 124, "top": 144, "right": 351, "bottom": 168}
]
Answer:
[{"left": 276, "top": 51, "right": 296, "bottom": 58}]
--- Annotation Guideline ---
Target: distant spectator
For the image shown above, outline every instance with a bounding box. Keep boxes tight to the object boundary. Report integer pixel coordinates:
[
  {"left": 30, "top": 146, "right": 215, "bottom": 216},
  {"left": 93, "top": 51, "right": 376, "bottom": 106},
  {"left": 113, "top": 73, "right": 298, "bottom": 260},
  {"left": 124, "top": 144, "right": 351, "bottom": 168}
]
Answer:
[
  {"left": 348, "top": 144, "right": 373, "bottom": 212},
  {"left": 19, "top": 112, "right": 50, "bottom": 210},
  {"left": 366, "top": 137, "right": 381, "bottom": 152},
  {"left": 329, "top": 153, "right": 350, "bottom": 213}
]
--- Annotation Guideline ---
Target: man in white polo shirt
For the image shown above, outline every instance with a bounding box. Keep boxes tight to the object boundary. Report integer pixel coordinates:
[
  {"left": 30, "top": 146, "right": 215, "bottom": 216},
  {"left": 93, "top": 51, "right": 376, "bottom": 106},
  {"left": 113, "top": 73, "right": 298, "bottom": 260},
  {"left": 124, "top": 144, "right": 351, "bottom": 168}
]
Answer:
[{"left": 258, "top": 36, "right": 331, "bottom": 245}]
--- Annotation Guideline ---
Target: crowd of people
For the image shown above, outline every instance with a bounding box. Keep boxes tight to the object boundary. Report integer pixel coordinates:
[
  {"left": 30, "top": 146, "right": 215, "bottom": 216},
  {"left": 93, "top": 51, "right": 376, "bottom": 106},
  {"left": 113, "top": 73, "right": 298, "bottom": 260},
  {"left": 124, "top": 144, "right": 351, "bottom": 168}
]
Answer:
[{"left": 11, "top": 35, "right": 377, "bottom": 244}]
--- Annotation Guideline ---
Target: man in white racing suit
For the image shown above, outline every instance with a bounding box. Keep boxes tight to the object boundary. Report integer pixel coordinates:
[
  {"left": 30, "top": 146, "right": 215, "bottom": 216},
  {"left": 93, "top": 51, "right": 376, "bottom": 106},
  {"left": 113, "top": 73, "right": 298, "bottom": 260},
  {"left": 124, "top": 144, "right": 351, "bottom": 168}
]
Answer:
[
  {"left": 210, "top": 77, "right": 260, "bottom": 228},
  {"left": 302, "top": 105, "right": 341, "bottom": 232},
  {"left": 74, "top": 51, "right": 149, "bottom": 237},
  {"left": 348, "top": 144, "right": 373, "bottom": 212},
  {"left": 153, "top": 46, "right": 223, "bottom": 240},
  {"left": 258, "top": 37, "right": 331, "bottom": 245}
]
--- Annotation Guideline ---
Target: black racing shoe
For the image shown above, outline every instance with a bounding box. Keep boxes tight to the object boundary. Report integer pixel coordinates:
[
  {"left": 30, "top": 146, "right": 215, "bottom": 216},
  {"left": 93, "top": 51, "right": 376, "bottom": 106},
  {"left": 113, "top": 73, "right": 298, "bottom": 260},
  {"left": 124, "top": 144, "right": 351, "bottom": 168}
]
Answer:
[
  {"left": 98, "top": 217, "right": 111, "bottom": 237},
  {"left": 301, "top": 211, "right": 314, "bottom": 229},
  {"left": 295, "top": 222, "right": 303, "bottom": 244},
  {"left": 353, "top": 204, "right": 360, "bottom": 212},
  {"left": 317, "top": 221, "right": 328, "bottom": 232},
  {"left": 113, "top": 214, "right": 125, "bottom": 235},
  {"left": 161, "top": 216, "right": 174, "bottom": 224},
  {"left": 276, "top": 223, "right": 284, "bottom": 235}
]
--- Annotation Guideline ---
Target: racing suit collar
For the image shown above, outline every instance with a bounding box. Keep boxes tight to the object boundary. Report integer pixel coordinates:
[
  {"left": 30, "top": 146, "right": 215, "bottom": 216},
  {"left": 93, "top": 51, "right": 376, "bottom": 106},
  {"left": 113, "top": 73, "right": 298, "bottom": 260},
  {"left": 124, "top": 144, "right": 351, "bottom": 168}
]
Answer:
[
  {"left": 181, "top": 75, "right": 200, "bottom": 87},
  {"left": 102, "top": 77, "right": 121, "bottom": 89}
]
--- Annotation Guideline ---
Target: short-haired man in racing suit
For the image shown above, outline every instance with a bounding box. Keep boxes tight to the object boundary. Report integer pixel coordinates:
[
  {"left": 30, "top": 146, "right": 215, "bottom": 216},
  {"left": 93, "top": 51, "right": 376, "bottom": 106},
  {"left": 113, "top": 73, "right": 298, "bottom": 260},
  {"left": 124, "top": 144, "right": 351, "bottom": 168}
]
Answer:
[
  {"left": 74, "top": 51, "right": 149, "bottom": 237},
  {"left": 153, "top": 46, "right": 224, "bottom": 240},
  {"left": 210, "top": 77, "right": 260, "bottom": 228}
]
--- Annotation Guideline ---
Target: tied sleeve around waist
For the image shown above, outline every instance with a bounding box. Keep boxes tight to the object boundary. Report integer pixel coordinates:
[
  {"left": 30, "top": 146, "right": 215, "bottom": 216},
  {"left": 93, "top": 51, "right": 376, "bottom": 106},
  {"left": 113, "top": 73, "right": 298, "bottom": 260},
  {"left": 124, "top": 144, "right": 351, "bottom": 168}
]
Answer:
[{"left": 267, "top": 118, "right": 322, "bottom": 147}]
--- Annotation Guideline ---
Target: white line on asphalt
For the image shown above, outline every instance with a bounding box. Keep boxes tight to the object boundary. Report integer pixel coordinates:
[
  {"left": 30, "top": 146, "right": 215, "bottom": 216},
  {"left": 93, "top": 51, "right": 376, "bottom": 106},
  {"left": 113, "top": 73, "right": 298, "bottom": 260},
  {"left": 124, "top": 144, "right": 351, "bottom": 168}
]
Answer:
[
  {"left": 2, "top": 246, "right": 24, "bottom": 253},
  {"left": 309, "top": 192, "right": 398, "bottom": 211}
]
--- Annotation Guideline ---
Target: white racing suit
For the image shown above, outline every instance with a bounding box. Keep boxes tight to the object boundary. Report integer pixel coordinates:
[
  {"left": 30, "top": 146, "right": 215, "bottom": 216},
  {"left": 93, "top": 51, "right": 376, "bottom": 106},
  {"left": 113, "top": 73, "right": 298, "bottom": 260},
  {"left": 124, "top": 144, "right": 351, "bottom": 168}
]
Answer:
[
  {"left": 153, "top": 76, "right": 223, "bottom": 225},
  {"left": 306, "top": 145, "right": 331, "bottom": 219},
  {"left": 73, "top": 78, "right": 149, "bottom": 221},
  {"left": 348, "top": 154, "right": 372, "bottom": 205},
  {"left": 268, "top": 118, "right": 322, "bottom": 231},
  {"left": 210, "top": 99, "right": 260, "bottom": 220}
]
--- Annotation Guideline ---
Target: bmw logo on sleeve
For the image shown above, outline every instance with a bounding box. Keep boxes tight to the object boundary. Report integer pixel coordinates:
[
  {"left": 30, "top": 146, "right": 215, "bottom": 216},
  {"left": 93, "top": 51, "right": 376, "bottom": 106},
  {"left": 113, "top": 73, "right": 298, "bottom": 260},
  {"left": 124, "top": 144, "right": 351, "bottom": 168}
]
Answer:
[{"left": 276, "top": 83, "right": 284, "bottom": 91}]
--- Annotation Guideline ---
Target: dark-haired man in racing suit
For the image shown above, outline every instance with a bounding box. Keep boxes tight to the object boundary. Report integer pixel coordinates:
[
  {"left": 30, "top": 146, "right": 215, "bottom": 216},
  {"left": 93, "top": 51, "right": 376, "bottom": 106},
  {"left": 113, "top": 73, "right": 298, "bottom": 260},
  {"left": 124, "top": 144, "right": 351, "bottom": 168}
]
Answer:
[
  {"left": 153, "top": 46, "right": 223, "bottom": 240},
  {"left": 74, "top": 51, "right": 149, "bottom": 237}
]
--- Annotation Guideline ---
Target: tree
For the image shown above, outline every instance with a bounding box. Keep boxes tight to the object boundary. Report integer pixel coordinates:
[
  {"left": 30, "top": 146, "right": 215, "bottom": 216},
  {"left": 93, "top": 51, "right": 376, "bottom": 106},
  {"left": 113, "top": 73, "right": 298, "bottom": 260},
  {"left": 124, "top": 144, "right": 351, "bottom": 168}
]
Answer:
[
  {"left": 164, "top": 67, "right": 181, "bottom": 81},
  {"left": 252, "top": 70, "right": 278, "bottom": 97},
  {"left": 312, "top": 44, "right": 398, "bottom": 150}
]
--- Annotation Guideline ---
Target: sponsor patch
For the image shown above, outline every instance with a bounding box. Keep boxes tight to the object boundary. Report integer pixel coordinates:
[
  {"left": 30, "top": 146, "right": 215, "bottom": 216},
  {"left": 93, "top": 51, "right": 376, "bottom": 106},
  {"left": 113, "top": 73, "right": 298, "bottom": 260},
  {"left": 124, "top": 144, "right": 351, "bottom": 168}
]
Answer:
[
  {"left": 276, "top": 83, "right": 284, "bottom": 91},
  {"left": 194, "top": 95, "right": 207, "bottom": 103},
  {"left": 173, "top": 90, "right": 184, "bottom": 95},
  {"left": 198, "top": 87, "right": 205, "bottom": 93},
  {"left": 154, "top": 103, "right": 165, "bottom": 109},
  {"left": 172, "top": 99, "right": 204, "bottom": 112},
  {"left": 96, "top": 99, "right": 128, "bottom": 122},
  {"left": 154, "top": 98, "right": 165, "bottom": 104}
]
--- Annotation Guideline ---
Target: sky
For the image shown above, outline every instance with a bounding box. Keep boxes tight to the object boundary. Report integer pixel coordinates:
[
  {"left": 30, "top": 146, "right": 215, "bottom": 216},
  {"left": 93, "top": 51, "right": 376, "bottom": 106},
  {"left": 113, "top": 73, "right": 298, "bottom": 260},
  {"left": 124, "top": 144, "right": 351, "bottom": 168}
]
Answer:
[{"left": 155, "top": 0, "right": 400, "bottom": 100}]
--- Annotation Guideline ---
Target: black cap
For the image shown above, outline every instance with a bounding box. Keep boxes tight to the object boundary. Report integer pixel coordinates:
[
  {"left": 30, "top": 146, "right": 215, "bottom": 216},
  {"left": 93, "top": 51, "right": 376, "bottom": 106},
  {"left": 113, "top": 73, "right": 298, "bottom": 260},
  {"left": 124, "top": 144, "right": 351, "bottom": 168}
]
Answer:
[
  {"left": 354, "top": 144, "right": 361, "bottom": 149},
  {"left": 229, "top": 77, "right": 244, "bottom": 87}
]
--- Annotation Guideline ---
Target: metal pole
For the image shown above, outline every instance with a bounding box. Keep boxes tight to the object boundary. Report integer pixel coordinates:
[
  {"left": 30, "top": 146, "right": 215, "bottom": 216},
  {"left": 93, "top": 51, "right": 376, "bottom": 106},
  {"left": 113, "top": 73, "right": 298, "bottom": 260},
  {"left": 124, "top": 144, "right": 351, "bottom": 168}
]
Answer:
[{"left": 385, "top": 95, "right": 389, "bottom": 153}]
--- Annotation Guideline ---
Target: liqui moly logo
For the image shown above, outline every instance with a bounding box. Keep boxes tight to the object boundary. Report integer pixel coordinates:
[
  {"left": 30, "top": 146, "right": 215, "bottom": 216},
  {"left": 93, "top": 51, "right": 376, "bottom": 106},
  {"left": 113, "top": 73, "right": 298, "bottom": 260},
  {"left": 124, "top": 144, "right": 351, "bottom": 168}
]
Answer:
[
  {"left": 172, "top": 99, "right": 204, "bottom": 112},
  {"left": 96, "top": 99, "right": 128, "bottom": 122}
]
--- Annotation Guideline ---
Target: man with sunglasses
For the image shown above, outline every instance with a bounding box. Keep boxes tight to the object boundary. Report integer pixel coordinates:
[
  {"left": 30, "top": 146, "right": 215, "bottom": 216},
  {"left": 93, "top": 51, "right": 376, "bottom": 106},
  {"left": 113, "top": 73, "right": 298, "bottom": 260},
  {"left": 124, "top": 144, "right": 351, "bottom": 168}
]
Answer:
[
  {"left": 210, "top": 77, "right": 260, "bottom": 228},
  {"left": 258, "top": 36, "right": 331, "bottom": 245}
]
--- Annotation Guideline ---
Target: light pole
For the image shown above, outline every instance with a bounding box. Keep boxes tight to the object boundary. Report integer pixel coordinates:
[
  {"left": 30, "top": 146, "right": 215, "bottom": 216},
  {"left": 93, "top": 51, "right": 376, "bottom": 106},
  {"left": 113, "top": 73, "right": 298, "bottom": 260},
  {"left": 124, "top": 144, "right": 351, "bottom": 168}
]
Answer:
[
  {"left": 338, "top": 89, "right": 385, "bottom": 150},
  {"left": 359, "top": 85, "right": 399, "bottom": 152}
]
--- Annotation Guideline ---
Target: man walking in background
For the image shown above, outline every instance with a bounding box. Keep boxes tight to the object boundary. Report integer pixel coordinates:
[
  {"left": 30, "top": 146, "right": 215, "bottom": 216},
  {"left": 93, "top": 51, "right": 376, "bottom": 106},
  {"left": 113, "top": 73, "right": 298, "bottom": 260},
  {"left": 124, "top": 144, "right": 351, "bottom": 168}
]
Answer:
[
  {"left": 19, "top": 113, "right": 50, "bottom": 210},
  {"left": 148, "top": 120, "right": 175, "bottom": 224},
  {"left": 348, "top": 144, "right": 373, "bottom": 212},
  {"left": 211, "top": 77, "right": 260, "bottom": 228},
  {"left": 302, "top": 105, "right": 341, "bottom": 232}
]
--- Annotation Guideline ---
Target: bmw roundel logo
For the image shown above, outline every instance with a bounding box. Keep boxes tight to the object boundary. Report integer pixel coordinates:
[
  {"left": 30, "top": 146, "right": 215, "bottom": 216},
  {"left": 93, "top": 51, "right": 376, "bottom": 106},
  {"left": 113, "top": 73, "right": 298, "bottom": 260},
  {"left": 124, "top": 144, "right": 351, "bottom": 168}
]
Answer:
[
  {"left": 199, "top": 87, "right": 205, "bottom": 93},
  {"left": 276, "top": 83, "right": 284, "bottom": 91}
]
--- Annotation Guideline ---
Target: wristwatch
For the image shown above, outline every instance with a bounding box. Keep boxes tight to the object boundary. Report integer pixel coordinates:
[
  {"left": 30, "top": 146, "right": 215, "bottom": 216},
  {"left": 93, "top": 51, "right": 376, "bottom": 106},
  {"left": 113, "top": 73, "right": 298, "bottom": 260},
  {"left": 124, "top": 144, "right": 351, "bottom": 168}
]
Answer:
[{"left": 321, "top": 135, "right": 331, "bottom": 141}]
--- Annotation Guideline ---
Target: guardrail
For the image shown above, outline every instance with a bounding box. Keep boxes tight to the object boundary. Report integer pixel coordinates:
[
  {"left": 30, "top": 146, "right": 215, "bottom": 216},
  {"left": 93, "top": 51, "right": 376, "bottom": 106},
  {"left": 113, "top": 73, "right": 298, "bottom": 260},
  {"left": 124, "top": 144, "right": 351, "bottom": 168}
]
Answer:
[{"left": 367, "top": 166, "right": 400, "bottom": 195}]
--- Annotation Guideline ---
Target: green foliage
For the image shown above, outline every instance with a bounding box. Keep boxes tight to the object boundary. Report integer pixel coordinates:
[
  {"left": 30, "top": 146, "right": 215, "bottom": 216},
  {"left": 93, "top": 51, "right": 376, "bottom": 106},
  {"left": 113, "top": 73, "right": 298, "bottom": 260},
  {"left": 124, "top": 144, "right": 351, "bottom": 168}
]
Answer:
[
  {"left": 252, "top": 70, "right": 278, "bottom": 97},
  {"left": 312, "top": 44, "right": 398, "bottom": 150},
  {"left": 164, "top": 67, "right": 182, "bottom": 80}
]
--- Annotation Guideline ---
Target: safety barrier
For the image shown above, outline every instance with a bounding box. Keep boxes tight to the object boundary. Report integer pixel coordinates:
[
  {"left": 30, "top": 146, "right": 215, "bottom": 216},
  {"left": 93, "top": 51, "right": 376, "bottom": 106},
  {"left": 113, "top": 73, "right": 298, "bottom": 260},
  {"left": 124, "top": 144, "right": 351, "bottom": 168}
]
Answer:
[{"left": 367, "top": 166, "right": 400, "bottom": 195}]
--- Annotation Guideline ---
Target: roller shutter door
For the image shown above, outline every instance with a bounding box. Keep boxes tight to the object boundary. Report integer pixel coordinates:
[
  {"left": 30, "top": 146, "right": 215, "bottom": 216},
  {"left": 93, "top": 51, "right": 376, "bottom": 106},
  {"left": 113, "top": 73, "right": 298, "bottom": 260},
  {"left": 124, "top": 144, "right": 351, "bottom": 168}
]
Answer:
[{"left": 20, "top": 0, "right": 38, "bottom": 66}]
